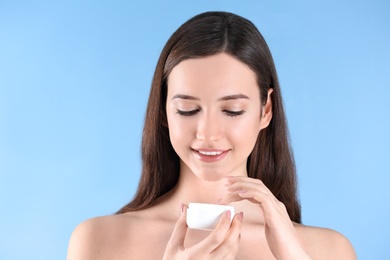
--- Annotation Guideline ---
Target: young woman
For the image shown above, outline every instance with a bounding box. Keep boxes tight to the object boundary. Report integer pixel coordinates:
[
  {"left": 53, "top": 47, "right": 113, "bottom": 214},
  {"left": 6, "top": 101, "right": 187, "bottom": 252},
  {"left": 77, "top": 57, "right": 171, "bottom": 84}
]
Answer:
[{"left": 67, "top": 11, "right": 356, "bottom": 259}]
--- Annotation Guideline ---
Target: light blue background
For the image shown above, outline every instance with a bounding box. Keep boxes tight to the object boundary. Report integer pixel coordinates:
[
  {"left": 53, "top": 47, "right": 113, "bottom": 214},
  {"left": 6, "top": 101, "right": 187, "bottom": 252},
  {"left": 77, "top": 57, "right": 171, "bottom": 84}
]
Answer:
[{"left": 1, "top": 1, "right": 389, "bottom": 259}]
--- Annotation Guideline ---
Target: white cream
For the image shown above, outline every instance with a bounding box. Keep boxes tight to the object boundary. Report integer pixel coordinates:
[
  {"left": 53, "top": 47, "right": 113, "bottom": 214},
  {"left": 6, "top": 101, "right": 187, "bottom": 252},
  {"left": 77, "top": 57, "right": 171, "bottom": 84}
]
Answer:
[{"left": 186, "top": 203, "right": 235, "bottom": 231}]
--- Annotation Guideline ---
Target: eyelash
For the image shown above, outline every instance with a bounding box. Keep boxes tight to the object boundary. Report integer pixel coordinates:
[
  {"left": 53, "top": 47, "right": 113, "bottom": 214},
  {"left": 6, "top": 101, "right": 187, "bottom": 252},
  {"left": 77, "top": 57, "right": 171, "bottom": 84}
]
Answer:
[
  {"left": 176, "top": 109, "right": 200, "bottom": 116},
  {"left": 223, "top": 110, "right": 246, "bottom": 117},
  {"left": 176, "top": 109, "right": 246, "bottom": 117}
]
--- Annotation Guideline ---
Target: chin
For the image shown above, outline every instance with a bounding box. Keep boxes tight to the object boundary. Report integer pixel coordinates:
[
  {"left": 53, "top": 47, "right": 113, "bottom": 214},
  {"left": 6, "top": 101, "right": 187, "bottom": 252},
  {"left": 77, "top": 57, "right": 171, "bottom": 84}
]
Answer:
[{"left": 195, "top": 171, "right": 227, "bottom": 182}]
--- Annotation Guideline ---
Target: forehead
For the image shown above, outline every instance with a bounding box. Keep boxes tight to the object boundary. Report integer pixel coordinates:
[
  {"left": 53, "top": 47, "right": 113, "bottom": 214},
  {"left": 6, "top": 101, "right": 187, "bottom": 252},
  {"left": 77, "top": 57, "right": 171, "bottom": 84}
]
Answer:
[{"left": 167, "top": 53, "right": 258, "bottom": 97}]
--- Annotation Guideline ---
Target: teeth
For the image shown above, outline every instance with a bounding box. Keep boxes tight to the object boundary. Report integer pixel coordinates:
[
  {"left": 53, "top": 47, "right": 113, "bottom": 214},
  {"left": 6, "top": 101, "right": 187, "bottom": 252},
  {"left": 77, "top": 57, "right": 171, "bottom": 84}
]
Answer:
[{"left": 198, "top": 150, "right": 223, "bottom": 156}]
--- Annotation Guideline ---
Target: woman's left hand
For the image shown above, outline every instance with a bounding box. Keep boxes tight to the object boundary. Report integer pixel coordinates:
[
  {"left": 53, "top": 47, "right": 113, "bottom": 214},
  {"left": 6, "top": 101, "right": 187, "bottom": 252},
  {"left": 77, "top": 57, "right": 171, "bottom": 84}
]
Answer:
[{"left": 219, "top": 176, "right": 311, "bottom": 260}]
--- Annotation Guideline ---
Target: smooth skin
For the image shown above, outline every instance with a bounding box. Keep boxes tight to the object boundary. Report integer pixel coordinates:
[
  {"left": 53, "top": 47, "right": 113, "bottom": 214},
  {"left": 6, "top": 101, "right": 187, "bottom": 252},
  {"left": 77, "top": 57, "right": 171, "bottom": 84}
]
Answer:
[{"left": 67, "top": 53, "right": 356, "bottom": 259}]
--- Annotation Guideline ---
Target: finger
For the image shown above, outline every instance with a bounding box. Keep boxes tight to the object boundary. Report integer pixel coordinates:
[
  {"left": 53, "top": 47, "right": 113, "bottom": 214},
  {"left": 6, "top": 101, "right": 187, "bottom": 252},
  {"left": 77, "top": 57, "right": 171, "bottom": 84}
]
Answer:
[
  {"left": 237, "top": 190, "right": 292, "bottom": 228},
  {"left": 225, "top": 176, "right": 292, "bottom": 225},
  {"left": 226, "top": 180, "right": 287, "bottom": 216},
  {"left": 218, "top": 192, "right": 243, "bottom": 205},
  {"left": 225, "top": 176, "right": 276, "bottom": 195},
  {"left": 195, "top": 210, "right": 232, "bottom": 252},
  {"left": 166, "top": 204, "right": 188, "bottom": 251},
  {"left": 220, "top": 178, "right": 271, "bottom": 205},
  {"left": 225, "top": 177, "right": 271, "bottom": 196},
  {"left": 212, "top": 212, "right": 243, "bottom": 259},
  {"left": 226, "top": 180, "right": 279, "bottom": 205},
  {"left": 225, "top": 177, "right": 269, "bottom": 193},
  {"left": 237, "top": 189, "right": 276, "bottom": 210}
]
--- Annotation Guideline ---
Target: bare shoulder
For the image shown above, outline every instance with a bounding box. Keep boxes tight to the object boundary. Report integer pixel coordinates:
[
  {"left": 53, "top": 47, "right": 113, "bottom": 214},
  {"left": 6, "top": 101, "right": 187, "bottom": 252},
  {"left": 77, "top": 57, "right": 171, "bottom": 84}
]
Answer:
[
  {"left": 294, "top": 223, "right": 357, "bottom": 260},
  {"left": 67, "top": 214, "right": 133, "bottom": 260},
  {"left": 67, "top": 209, "right": 174, "bottom": 260}
]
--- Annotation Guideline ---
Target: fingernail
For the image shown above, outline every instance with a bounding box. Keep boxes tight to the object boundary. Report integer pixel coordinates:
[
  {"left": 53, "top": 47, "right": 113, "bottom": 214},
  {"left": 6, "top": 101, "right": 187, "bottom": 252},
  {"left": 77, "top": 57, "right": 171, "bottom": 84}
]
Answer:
[
  {"left": 180, "top": 203, "right": 185, "bottom": 214},
  {"left": 238, "top": 212, "right": 244, "bottom": 221},
  {"left": 225, "top": 210, "right": 231, "bottom": 220},
  {"left": 238, "top": 190, "right": 247, "bottom": 194}
]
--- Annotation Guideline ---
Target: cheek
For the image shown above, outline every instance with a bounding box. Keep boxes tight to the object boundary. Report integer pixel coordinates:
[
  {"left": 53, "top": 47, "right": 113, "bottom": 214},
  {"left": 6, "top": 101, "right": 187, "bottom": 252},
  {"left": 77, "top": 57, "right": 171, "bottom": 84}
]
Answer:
[
  {"left": 167, "top": 117, "right": 193, "bottom": 146},
  {"left": 230, "top": 117, "right": 261, "bottom": 148}
]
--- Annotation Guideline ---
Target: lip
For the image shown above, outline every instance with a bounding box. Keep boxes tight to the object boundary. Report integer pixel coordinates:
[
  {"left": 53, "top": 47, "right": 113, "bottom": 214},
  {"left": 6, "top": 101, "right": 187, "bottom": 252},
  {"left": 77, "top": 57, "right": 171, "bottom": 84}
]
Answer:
[{"left": 192, "top": 148, "right": 230, "bottom": 163}]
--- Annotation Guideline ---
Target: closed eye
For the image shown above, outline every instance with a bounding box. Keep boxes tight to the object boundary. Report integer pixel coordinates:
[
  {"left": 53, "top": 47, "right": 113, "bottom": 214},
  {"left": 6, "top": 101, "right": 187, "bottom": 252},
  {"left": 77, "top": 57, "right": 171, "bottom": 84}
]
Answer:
[
  {"left": 176, "top": 109, "right": 200, "bottom": 116},
  {"left": 223, "top": 110, "right": 246, "bottom": 117}
]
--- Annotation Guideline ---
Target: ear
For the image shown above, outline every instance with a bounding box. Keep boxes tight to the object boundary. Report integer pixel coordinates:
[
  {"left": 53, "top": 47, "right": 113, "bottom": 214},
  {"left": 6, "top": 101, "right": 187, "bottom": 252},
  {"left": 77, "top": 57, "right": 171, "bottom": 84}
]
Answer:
[{"left": 259, "top": 88, "right": 273, "bottom": 130}]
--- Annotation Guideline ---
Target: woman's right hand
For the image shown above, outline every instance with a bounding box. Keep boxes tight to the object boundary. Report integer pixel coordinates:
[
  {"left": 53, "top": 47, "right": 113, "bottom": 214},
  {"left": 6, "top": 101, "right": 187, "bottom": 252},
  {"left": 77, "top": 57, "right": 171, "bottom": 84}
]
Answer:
[{"left": 162, "top": 204, "right": 243, "bottom": 260}]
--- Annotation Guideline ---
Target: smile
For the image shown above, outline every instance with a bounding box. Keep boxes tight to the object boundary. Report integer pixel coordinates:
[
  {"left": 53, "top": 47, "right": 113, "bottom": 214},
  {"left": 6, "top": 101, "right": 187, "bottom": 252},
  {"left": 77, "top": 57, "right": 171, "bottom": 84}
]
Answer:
[
  {"left": 198, "top": 150, "right": 223, "bottom": 156},
  {"left": 192, "top": 148, "right": 229, "bottom": 162}
]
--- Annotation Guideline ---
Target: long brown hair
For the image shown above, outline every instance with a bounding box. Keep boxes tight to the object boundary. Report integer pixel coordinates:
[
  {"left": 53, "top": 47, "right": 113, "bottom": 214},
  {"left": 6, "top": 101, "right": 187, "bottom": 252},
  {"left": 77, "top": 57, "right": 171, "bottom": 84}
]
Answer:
[{"left": 117, "top": 11, "right": 301, "bottom": 223}]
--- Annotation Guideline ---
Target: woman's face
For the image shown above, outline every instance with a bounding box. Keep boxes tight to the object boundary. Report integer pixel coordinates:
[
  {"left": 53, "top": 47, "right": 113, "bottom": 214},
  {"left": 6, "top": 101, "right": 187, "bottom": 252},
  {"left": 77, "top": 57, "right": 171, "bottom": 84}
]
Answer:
[{"left": 166, "top": 53, "right": 271, "bottom": 181}]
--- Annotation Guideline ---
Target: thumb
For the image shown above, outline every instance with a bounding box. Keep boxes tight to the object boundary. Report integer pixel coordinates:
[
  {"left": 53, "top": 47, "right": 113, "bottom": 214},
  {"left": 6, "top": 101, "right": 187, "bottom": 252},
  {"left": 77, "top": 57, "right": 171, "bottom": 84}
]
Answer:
[{"left": 166, "top": 204, "right": 188, "bottom": 251}]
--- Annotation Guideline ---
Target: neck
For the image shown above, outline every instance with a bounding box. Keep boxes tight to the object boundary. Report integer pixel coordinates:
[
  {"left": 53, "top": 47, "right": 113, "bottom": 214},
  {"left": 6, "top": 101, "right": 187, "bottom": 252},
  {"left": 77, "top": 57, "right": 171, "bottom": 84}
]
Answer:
[
  {"left": 171, "top": 168, "right": 228, "bottom": 205},
  {"left": 156, "top": 162, "right": 264, "bottom": 224}
]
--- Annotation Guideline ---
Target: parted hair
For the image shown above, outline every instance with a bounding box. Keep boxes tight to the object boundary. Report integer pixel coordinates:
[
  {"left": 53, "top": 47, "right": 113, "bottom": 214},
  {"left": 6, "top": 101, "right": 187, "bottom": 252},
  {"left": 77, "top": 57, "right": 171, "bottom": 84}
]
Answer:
[{"left": 117, "top": 11, "right": 301, "bottom": 223}]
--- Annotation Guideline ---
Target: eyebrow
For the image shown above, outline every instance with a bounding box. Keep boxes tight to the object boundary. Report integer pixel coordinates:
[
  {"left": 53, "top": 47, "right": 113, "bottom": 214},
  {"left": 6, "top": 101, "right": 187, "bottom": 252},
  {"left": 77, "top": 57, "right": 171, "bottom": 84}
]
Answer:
[
  {"left": 172, "top": 93, "right": 249, "bottom": 101},
  {"left": 172, "top": 94, "right": 200, "bottom": 100},
  {"left": 218, "top": 94, "right": 250, "bottom": 101}
]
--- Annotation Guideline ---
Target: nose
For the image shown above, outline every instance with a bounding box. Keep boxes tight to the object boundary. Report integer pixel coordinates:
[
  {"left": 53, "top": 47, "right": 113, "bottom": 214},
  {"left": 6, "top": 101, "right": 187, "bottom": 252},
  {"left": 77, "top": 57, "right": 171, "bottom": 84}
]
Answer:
[{"left": 195, "top": 112, "right": 223, "bottom": 142}]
